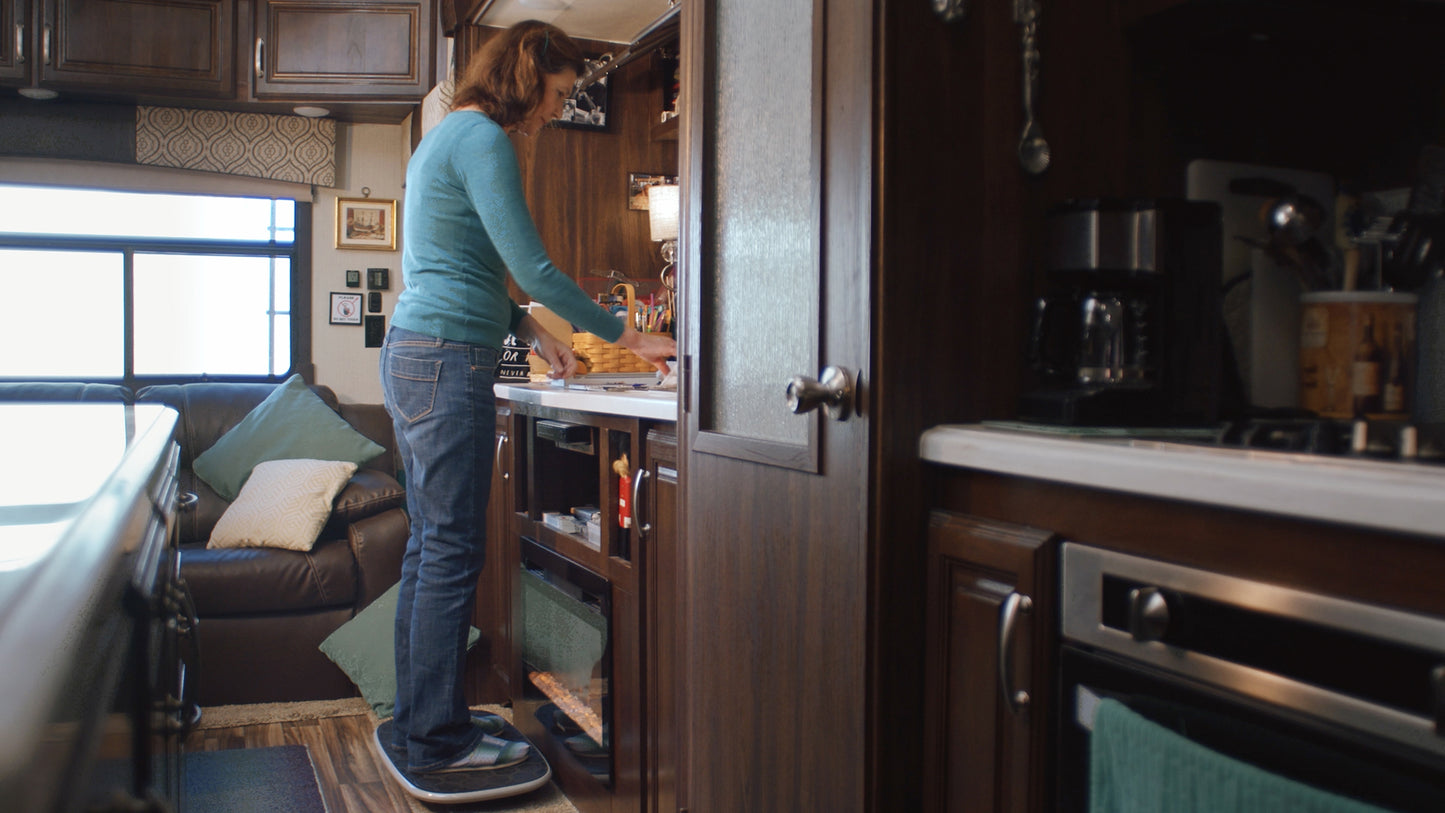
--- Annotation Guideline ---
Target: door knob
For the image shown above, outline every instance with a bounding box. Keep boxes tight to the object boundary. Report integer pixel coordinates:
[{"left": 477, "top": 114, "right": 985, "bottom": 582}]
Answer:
[{"left": 786, "top": 366, "right": 855, "bottom": 421}]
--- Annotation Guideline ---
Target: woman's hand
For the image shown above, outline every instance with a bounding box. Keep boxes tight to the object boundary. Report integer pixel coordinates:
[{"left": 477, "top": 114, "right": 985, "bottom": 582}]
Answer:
[
  {"left": 515, "top": 314, "right": 578, "bottom": 379},
  {"left": 615, "top": 325, "right": 677, "bottom": 374}
]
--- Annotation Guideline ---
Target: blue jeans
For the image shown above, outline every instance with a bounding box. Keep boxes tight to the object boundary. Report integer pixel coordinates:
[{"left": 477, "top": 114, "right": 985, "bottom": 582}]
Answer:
[{"left": 380, "top": 326, "right": 500, "bottom": 772}]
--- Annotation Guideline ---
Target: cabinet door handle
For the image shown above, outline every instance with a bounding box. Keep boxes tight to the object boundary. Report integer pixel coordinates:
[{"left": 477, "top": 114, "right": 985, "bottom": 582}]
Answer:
[
  {"left": 254, "top": 37, "right": 265, "bottom": 79},
  {"left": 41, "top": 24, "right": 50, "bottom": 65},
  {"left": 13, "top": 24, "right": 23, "bottom": 64},
  {"left": 495, "top": 433, "right": 509, "bottom": 480},
  {"left": 632, "top": 467, "right": 651, "bottom": 539},
  {"left": 998, "top": 591, "right": 1033, "bottom": 714}
]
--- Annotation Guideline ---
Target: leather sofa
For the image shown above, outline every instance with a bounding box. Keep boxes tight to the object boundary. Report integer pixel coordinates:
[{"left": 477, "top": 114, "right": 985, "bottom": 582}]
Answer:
[
  {"left": 136, "top": 381, "right": 409, "bottom": 706},
  {"left": 0, "top": 380, "right": 409, "bottom": 706}
]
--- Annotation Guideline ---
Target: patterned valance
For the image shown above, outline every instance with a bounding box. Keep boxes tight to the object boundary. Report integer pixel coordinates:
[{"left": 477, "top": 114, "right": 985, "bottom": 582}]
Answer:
[{"left": 135, "top": 106, "right": 336, "bottom": 187}]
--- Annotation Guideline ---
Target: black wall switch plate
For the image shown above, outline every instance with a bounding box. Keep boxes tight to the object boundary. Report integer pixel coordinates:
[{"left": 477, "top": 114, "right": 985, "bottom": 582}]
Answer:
[{"left": 365, "top": 315, "right": 385, "bottom": 347}]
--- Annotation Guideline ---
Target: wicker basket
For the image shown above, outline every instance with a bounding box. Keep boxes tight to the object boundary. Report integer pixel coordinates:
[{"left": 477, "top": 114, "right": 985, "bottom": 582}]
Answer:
[
  {"left": 571, "top": 282, "right": 668, "bottom": 374},
  {"left": 572, "top": 332, "right": 660, "bottom": 373}
]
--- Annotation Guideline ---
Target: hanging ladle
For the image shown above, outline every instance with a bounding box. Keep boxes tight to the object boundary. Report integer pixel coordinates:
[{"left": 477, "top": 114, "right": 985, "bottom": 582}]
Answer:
[{"left": 1016, "top": 0, "right": 1050, "bottom": 174}]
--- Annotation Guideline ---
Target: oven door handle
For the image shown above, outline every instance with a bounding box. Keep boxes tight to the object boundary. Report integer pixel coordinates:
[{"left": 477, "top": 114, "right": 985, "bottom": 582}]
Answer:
[{"left": 999, "top": 590, "right": 1033, "bottom": 714}]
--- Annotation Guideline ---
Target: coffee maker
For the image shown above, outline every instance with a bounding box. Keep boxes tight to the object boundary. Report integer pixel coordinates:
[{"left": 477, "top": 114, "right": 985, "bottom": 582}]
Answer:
[{"left": 1019, "top": 198, "right": 1226, "bottom": 426}]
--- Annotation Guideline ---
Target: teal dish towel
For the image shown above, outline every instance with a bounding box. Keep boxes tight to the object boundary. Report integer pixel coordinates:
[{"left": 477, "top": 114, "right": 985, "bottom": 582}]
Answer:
[{"left": 1089, "top": 698, "right": 1392, "bottom": 813}]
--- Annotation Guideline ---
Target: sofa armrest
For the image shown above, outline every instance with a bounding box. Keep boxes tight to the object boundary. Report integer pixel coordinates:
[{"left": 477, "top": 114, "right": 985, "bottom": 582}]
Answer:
[
  {"left": 347, "top": 507, "right": 409, "bottom": 609},
  {"left": 330, "top": 469, "right": 406, "bottom": 525}
]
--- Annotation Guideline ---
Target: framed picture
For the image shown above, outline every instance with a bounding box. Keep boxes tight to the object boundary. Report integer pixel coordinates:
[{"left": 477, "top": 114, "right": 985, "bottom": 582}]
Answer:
[
  {"left": 556, "top": 58, "right": 610, "bottom": 132},
  {"left": 345, "top": 269, "right": 361, "bottom": 287},
  {"left": 329, "top": 292, "right": 364, "bottom": 325},
  {"left": 336, "top": 197, "right": 397, "bottom": 251},
  {"left": 628, "top": 173, "right": 677, "bottom": 210},
  {"left": 367, "top": 267, "right": 391, "bottom": 290}
]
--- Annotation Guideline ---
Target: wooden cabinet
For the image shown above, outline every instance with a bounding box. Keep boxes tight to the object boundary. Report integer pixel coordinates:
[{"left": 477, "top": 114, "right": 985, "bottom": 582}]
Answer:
[
  {"left": 250, "top": 0, "right": 434, "bottom": 101},
  {"left": 0, "top": 0, "right": 23, "bottom": 82},
  {"left": 3, "top": 0, "right": 236, "bottom": 96},
  {"left": 640, "top": 428, "right": 680, "bottom": 813},
  {"left": 470, "top": 402, "right": 517, "bottom": 704},
  {"left": 923, "top": 511, "right": 1056, "bottom": 813},
  {"left": 480, "top": 396, "right": 678, "bottom": 813}
]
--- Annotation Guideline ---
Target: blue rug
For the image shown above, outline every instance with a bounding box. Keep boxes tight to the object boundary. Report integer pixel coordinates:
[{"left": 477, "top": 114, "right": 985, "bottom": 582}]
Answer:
[{"left": 185, "top": 745, "right": 326, "bottom": 813}]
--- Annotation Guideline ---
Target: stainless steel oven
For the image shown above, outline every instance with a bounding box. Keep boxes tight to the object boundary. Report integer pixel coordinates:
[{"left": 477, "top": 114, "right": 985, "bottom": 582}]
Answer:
[{"left": 1058, "top": 543, "right": 1445, "bottom": 812}]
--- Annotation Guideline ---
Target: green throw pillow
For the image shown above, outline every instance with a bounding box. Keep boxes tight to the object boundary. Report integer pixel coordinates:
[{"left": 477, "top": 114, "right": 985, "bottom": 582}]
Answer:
[
  {"left": 318, "top": 581, "right": 483, "bottom": 718},
  {"left": 192, "top": 374, "right": 385, "bottom": 502}
]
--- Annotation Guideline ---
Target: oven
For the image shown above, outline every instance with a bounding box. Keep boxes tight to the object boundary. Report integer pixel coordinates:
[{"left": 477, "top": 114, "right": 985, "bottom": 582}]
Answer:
[{"left": 1058, "top": 543, "right": 1445, "bottom": 812}]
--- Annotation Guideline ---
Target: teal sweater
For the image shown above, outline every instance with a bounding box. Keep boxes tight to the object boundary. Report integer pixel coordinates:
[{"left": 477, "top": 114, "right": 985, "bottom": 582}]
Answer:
[{"left": 391, "top": 111, "right": 624, "bottom": 348}]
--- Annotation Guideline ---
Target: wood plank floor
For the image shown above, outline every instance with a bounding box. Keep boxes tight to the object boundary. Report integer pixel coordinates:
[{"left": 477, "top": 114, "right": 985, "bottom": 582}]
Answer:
[{"left": 185, "top": 713, "right": 417, "bottom": 813}]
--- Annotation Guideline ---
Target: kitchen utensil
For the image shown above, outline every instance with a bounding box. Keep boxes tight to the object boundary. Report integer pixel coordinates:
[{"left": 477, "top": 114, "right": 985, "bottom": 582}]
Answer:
[
  {"left": 1016, "top": 0, "right": 1050, "bottom": 175},
  {"left": 1384, "top": 212, "right": 1445, "bottom": 291},
  {"left": 1264, "top": 194, "right": 1324, "bottom": 244}
]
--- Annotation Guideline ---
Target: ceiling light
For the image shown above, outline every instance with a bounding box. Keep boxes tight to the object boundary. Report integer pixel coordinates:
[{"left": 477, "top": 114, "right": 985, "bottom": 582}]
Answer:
[
  {"left": 518, "top": 0, "right": 572, "bottom": 10},
  {"left": 17, "top": 87, "right": 58, "bottom": 100},
  {"left": 293, "top": 105, "right": 330, "bottom": 118}
]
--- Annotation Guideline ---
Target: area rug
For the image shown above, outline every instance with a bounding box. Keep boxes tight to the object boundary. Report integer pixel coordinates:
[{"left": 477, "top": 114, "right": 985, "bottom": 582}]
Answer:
[
  {"left": 185, "top": 745, "right": 326, "bottom": 813},
  {"left": 194, "top": 699, "right": 579, "bottom": 813}
]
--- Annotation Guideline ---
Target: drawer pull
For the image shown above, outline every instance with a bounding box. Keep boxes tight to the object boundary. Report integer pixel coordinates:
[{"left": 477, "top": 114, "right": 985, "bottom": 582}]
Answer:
[{"left": 998, "top": 591, "right": 1033, "bottom": 714}]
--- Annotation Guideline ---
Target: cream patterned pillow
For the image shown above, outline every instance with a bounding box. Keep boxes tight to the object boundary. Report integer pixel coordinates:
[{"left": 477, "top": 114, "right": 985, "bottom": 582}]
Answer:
[{"left": 208, "top": 458, "right": 359, "bottom": 551}]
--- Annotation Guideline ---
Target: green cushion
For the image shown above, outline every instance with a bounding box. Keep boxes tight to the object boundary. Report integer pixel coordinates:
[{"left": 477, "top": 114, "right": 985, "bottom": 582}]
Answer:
[
  {"left": 318, "top": 581, "right": 483, "bottom": 718},
  {"left": 192, "top": 374, "right": 385, "bottom": 502}
]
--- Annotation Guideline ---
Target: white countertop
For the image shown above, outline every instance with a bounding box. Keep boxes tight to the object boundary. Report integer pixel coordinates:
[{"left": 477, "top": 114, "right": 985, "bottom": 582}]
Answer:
[
  {"left": 919, "top": 424, "right": 1445, "bottom": 539},
  {"left": 496, "top": 381, "right": 678, "bottom": 421}
]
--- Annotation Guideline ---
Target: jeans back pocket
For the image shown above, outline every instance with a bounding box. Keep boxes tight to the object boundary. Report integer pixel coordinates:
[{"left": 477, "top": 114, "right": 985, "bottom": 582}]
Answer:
[{"left": 384, "top": 352, "right": 442, "bottom": 423}]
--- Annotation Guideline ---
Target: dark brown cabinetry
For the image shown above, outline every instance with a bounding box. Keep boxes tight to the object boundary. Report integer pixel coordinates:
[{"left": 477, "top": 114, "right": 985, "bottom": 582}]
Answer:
[
  {"left": 470, "top": 402, "right": 517, "bottom": 704},
  {"left": 4, "top": 0, "right": 236, "bottom": 96},
  {"left": 250, "top": 0, "right": 435, "bottom": 101},
  {"left": 923, "top": 511, "right": 1056, "bottom": 813},
  {"left": 0, "top": 0, "right": 24, "bottom": 82},
  {"left": 1, "top": 0, "right": 435, "bottom": 120},
  {"left": 470, "top": 397, "right": 678, "bottom": 813},
  {"left": 640, "top": 428, "right": 680, "bottom": 813}
]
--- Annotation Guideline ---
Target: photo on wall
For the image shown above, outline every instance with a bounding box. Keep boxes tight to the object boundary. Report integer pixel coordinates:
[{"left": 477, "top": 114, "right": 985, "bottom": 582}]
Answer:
[{"left": 556, "top": 57, "right": 610, "bottom": 132}]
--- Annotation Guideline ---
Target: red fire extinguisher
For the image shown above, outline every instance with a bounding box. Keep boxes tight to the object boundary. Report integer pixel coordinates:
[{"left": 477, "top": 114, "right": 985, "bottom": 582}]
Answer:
[{"left": 613, "top": 454, "right": 632, "bottom": 529}]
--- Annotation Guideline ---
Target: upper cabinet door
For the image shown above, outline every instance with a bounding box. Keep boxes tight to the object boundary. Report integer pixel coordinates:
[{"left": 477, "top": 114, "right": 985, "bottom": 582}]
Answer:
[
  {"left": 43, "top": 0, "right": 235, "bottom": 96},
  {"left": 0, "top": 0, "right": 26, "bottom": 83},
  {"left": 251, "top": 0, "right": 433, "bottom": 101}
]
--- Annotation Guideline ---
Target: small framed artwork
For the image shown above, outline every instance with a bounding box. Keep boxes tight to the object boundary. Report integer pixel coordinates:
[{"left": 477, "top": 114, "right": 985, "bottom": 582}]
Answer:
[
  {"left": 367, "top": 267, "right": 391, "bottom": 290},
  {"left": 364, "top": 315, "right": 386, "bottom": 347},
  {"left": 346, "top": 269, "right": 361, "bottom": 287},
  {"left": 329, "top": 292, "right": 364, "bottom": 325},
  {"left": 336, "top": 197, "right": 397, "bottom": 251},
  {"left": 556, "top": 58, "right": 610, "bottom": 132},
  {"left": 368, "top": 291, "right": 382, "bottom": 313},
  {"left": 628, "top": 173, "right": 677, "bottom": 210}
]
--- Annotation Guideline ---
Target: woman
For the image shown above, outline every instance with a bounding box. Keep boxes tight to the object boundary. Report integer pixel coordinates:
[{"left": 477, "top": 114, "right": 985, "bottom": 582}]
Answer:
[{"left": 380, "top": 20, "right": 675, "bottom": 775}]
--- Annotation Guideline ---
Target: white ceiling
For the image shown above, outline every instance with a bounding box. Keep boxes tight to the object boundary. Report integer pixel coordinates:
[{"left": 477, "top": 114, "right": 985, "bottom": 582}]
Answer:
[{"left": 477, "top": 0, "right": 676, "bottom": 45}]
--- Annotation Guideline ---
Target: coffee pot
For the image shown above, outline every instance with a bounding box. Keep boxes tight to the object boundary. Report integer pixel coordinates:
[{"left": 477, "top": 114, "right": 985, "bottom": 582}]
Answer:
[
  {"left": 1032, "top": 290, "right": 1152, "bottom": 387},
  {"left": 1020, "top": 198, "right": 1225, "bottom": 426}
]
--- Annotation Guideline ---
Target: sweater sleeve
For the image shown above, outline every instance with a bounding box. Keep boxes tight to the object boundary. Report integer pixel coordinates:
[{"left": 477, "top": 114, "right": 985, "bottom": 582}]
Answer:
[{"left": 458, "top": 130, "right": 625, "bottom": 343}]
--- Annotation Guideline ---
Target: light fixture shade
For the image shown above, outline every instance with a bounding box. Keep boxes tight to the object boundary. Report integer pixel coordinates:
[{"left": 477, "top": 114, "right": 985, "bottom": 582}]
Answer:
[{"left": 648, "top": 184, "right": 680, "bottom": 242}]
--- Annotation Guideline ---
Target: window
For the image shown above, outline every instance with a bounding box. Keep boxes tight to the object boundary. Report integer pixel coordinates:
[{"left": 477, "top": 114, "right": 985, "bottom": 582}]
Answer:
[{"left": 0, "top": 184, "right": 308, "bottom": 388}]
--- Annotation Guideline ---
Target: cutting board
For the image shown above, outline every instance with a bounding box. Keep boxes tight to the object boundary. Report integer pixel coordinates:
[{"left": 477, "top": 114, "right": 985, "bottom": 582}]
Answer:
[{"left": 1186, "top": 159, "right": 1336, "bottom": 408}]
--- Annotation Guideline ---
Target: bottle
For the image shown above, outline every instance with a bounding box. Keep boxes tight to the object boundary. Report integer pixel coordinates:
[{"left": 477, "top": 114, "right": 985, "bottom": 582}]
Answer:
[
  {"left": 1351, "top": 314, "right": 1384, "bottom": 416},
  {"left": 1383, "top": 321, "right": 1407, "bottom": 414}
]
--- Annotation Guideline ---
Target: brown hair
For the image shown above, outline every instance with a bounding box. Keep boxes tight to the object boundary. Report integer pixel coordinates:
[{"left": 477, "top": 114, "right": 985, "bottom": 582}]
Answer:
[{"left": 452, "top": 20, "right": 585, "bottom": 128}]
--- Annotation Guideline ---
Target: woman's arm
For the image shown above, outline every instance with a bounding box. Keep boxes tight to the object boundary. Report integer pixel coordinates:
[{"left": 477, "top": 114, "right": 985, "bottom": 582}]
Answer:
[{"left": 512, "top": 312, "right": 579, "bottom": 379}]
